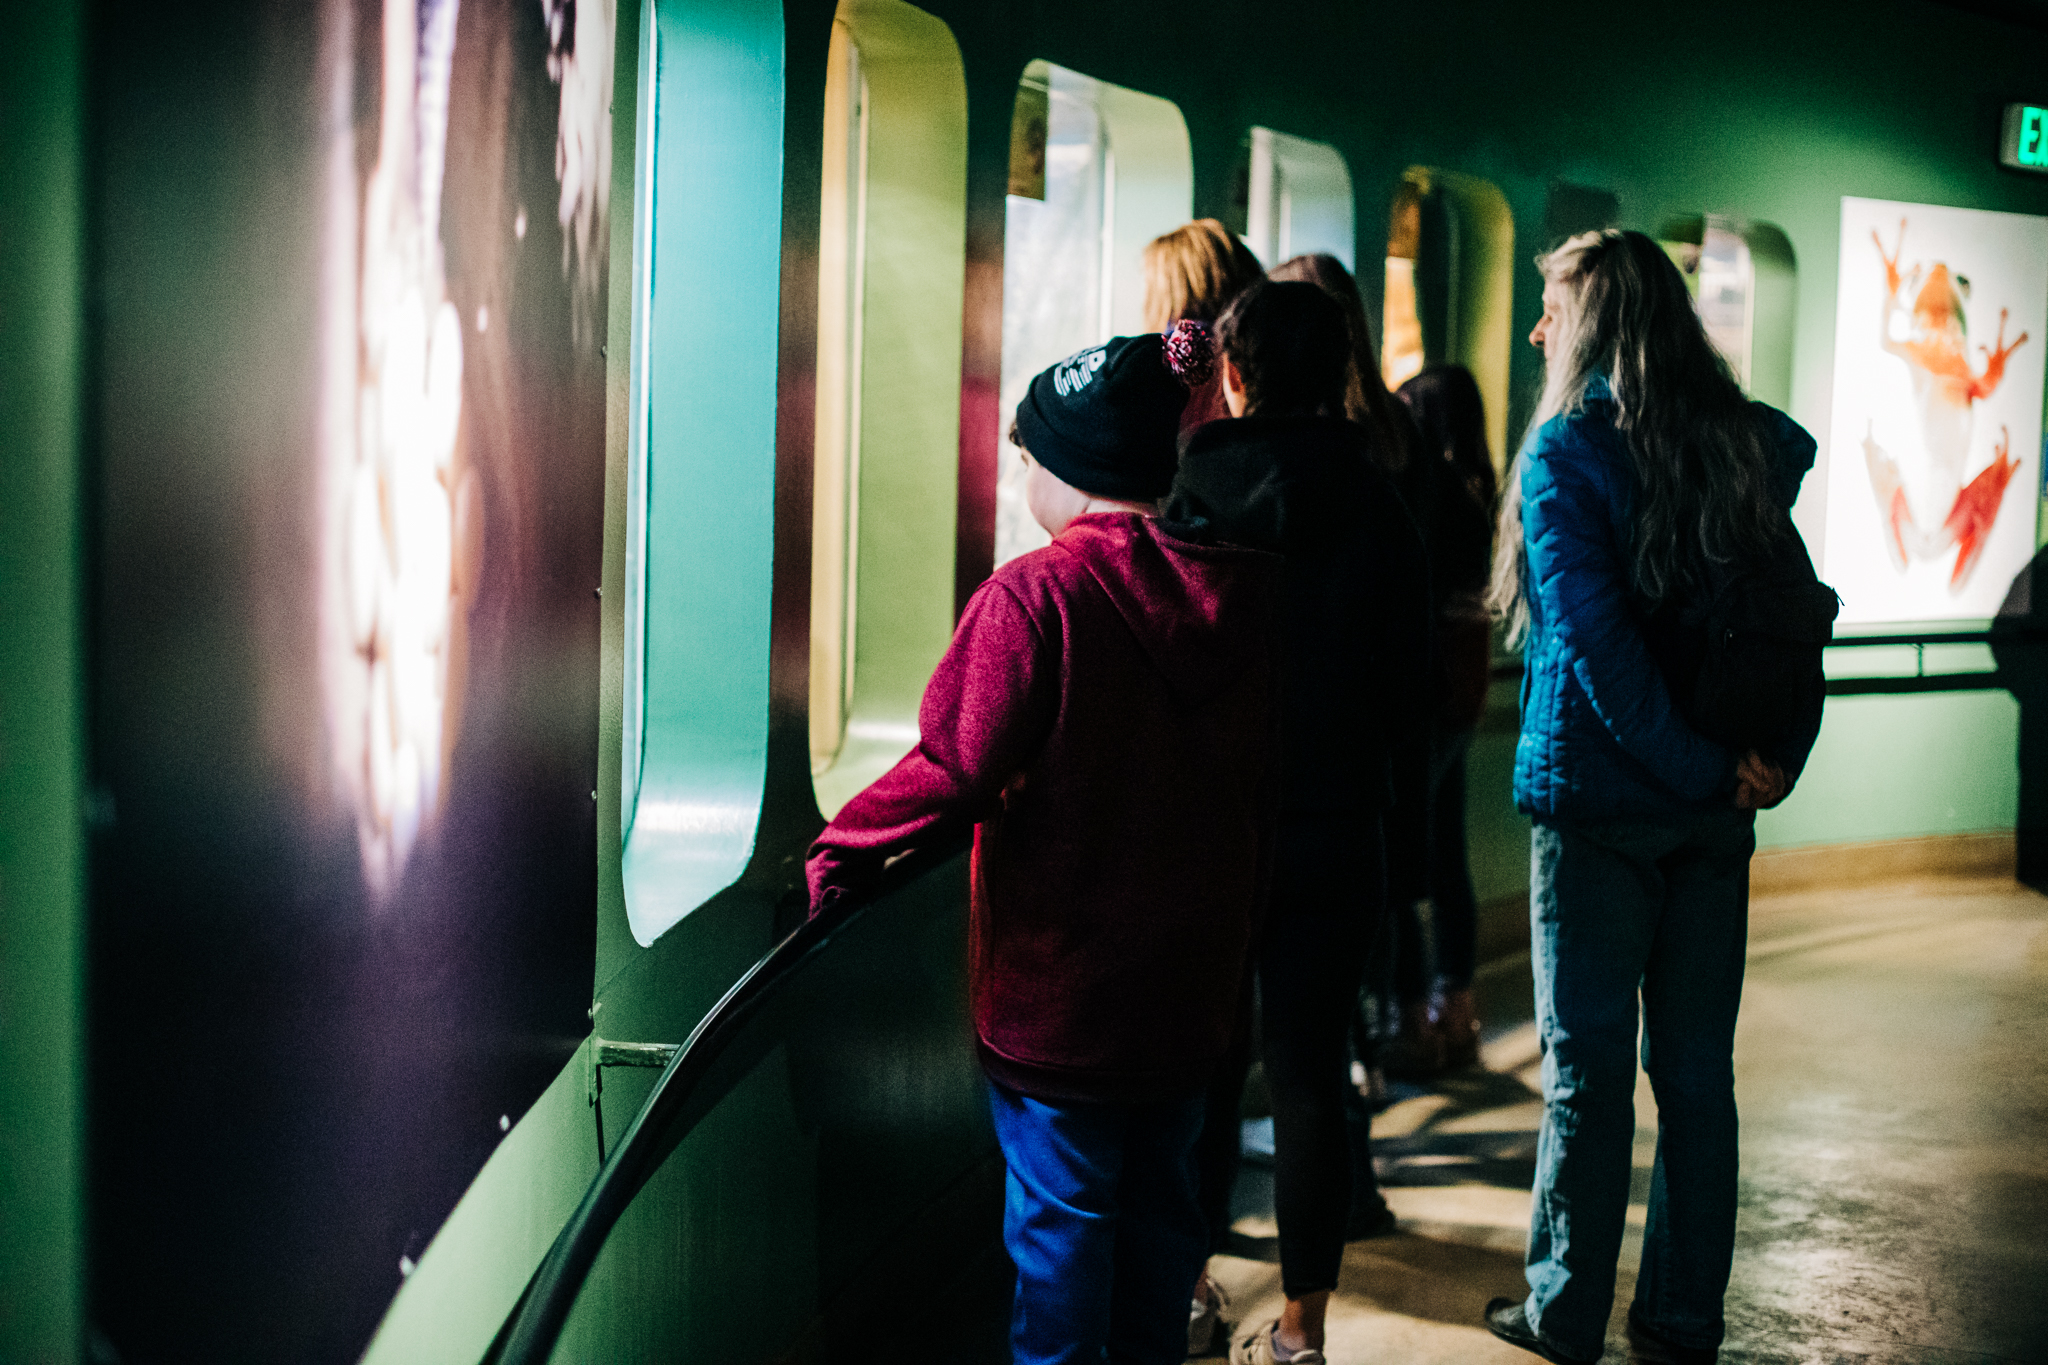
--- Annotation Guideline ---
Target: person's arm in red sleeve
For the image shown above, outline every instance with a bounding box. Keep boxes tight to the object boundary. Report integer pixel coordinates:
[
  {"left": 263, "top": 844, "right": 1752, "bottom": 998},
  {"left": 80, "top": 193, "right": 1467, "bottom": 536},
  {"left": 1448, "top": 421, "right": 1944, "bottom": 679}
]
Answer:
[{"left": 805, "top": 577, "right": 1057, "bottom": 916}]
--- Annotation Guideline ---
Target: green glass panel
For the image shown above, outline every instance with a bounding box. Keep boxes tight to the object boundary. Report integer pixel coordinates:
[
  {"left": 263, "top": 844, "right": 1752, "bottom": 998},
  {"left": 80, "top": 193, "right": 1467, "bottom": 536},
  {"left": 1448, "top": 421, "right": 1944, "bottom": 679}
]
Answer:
[{"left": 621, "top": 0, "right": 786, "bottom": 946}]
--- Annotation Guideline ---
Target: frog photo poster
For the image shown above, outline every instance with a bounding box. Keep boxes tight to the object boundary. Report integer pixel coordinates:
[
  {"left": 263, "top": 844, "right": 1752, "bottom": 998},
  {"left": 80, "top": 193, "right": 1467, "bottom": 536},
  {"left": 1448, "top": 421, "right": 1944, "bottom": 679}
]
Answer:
[{"left": 1823, "top": 197, "right": 2048, "bottom": 624}]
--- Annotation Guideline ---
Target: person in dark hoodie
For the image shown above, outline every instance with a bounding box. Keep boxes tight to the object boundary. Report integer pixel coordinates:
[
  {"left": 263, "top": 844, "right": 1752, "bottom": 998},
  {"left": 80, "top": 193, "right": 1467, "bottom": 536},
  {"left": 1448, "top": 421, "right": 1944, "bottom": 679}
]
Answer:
[
  {"left": 807, "top": 328, "right": 1283, "bottom": 1365},
  {"left": 1163, "top": 281, "right": 1433, "bottom": 1365}
]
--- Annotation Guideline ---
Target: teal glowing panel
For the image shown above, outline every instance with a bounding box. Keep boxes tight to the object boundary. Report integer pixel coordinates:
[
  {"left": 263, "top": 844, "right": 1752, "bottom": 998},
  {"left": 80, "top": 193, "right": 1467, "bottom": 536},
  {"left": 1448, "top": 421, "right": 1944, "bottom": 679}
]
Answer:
[{"left": 621, "top": 0, "right": 784, "bottom": 945}]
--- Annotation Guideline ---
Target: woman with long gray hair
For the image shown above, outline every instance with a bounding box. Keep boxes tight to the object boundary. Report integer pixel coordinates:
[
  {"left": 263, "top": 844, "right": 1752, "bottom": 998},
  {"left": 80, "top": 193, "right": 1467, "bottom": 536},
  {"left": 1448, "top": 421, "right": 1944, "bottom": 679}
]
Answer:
[{"left": 1483, "top": 230, "right": 1822, "bottom": 1364}]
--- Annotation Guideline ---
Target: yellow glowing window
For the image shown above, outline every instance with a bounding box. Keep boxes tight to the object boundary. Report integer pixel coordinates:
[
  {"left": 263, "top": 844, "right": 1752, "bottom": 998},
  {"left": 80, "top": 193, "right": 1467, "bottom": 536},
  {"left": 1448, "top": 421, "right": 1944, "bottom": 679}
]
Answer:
[
  {"left": 807, "top": 2, "right": 966, "bottom": 817},
  {"left": 1380, "top": 168, "right": 1515, "bottom": 465}
]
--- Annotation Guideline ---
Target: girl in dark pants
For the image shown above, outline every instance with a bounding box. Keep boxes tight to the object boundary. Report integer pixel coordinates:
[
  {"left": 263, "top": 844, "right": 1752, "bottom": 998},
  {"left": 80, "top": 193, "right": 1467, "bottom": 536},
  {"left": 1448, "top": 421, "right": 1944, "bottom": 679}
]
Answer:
[
  {"left": 1383, "top": 727, "right": 1481, "bottom": 1064},
  {"left": 1383, "top": 364, "right": 1499, "bottom": 1073},
  {"left": 1258, "top": 817, "right": 1385, "bottom": 1294},
  {"left": 1165, "top": 281, "right": 1432, "bottom": 1365}
]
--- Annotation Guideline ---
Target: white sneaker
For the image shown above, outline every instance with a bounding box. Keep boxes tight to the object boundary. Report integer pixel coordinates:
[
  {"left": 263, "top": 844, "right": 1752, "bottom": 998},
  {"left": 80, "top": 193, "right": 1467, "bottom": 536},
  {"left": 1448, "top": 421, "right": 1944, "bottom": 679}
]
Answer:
[
  {"left": 1188, "top": 1279, "right": 1232, "bottom": 1357},
  {"left": 1230, "top": 1320, "right": 1325, "bottom": 1365}
]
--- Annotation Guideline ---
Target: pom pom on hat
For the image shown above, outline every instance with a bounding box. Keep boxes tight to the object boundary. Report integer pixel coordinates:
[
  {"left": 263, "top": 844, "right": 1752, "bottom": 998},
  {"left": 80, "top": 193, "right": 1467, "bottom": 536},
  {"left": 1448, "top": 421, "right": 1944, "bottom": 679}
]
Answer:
[{"left": 1163, "top": 319, "right": 1216, "bottom": 389}]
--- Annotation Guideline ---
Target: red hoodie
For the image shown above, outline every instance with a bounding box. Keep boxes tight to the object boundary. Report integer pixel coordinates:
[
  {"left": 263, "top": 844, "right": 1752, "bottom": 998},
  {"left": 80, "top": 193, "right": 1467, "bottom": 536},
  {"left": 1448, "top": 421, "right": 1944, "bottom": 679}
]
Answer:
[{"left": 807, "top": 512, "right": 1282, "bottom": 1104}]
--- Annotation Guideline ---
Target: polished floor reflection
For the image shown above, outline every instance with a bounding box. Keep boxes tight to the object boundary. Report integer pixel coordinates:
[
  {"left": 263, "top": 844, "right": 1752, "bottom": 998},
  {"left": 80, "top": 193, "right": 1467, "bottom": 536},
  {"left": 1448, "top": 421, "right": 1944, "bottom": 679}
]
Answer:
[{"left": 1208, "top": 875, "right": 2048, "bottom": 1363}]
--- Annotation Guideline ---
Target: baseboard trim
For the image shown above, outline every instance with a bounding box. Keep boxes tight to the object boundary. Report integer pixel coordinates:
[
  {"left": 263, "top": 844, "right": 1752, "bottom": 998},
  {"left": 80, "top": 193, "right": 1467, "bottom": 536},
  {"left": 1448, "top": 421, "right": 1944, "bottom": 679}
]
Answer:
[
  {"left": 1749, "top": 830, "right": 2015, "bottom": 895},
  {"left": 1470, "top": 831, "right": 2018, "bottom": 968}
]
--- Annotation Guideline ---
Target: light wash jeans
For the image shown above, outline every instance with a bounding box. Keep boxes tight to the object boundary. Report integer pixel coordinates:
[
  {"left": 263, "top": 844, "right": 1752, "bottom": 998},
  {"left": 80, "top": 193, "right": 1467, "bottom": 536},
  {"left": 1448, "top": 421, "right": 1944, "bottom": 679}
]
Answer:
[{"left": 1523, "top": 809, "right": 1754, "bottom": 1360}]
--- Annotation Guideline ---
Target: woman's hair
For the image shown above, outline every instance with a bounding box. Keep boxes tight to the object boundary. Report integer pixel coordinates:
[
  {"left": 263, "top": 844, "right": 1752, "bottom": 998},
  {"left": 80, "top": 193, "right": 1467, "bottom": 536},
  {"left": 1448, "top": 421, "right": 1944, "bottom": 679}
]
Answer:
[
  {"left": 1213, "top": 279, "right": 1350, "bottom": 418},
  {"left": 1270, "top": 252, "right": 1417, "bottom": 475},
  {"left": 1141, "top": 219, "right": 1264, "bottom": 332},
  {"left": 1488, "top": 228, "right": 1780, "bottom": 644},
  {"left": 1397, "top": 364, "right": 1496, "bottom": 509}
]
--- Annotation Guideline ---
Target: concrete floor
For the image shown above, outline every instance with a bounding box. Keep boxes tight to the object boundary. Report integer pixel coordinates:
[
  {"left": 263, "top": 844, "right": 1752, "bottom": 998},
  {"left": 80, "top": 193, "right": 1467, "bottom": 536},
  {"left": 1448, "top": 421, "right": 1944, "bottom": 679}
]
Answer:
[{"left": 1206, "top": 876, "right": 2048, "bottom": 1364}]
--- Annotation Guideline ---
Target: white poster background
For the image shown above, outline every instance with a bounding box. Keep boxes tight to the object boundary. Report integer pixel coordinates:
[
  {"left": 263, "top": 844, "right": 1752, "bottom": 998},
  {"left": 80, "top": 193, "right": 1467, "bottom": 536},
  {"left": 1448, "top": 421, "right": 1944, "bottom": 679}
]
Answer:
[{"left": 1823, "top": 197, "right": 2048, "bottom": 624}]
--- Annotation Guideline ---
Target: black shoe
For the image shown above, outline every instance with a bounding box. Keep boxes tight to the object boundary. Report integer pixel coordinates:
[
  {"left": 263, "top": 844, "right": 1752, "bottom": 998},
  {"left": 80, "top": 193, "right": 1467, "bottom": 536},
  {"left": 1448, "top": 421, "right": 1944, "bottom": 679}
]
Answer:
[
  {"left": 1624, "top": 1307, "right": 1717, "bottom": 1365},
  {"left": 1483, "top": 1299, "right": 1601, "bottom": 1365}
]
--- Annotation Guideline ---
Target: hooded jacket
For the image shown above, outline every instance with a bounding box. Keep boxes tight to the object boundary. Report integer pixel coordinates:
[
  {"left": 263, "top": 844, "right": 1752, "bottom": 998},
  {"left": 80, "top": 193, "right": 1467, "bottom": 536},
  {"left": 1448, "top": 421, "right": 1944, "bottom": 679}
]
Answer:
[
  {"left": 807, "top": 513, "right": 1283, "bottom": 1104},
  {"left": 1162, "top": 414, "right": 1433, "bottom": 817},
  {"left": 1513, "top": 376, "right": 1822, "bottom": 821}
]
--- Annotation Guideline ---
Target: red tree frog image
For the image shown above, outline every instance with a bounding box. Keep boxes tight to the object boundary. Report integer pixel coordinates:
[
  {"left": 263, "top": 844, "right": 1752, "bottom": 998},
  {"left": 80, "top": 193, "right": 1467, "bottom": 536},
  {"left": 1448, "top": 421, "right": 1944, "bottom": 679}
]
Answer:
[{"left": 1863, "top": 218, "right": 2029, "bottom": 589}]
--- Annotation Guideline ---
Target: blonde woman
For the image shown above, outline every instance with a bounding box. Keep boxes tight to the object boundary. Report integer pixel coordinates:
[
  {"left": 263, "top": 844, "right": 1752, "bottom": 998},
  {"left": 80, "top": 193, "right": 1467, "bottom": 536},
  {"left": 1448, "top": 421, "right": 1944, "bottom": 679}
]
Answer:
[
  {"left": 1141, "top": 219, "right": 1263, "bottom": 439},
  {"left": 1484, "top": 229, "right": 1820, "bottom": 1364},
  {"left": 1141, "top": 219, "right": 1265, "bottom": 332}
]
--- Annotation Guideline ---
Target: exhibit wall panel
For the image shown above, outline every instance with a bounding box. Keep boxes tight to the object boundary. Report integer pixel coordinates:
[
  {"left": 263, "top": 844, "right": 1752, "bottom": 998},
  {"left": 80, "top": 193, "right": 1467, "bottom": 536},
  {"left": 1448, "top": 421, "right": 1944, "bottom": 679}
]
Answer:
[
  {"left": 0, "top": 3, "right": 86, "bottom": 1358},
  {"left": 86, "top": 0, "right": 612, "bottom": 1355}
]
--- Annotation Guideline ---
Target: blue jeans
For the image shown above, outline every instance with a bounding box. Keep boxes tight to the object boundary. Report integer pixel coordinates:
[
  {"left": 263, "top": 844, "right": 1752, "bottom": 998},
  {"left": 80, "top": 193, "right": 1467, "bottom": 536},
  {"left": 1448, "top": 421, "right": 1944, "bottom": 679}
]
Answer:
[
  {"left": 1523, "top": 809, "right": 1754, "bottom": 1360},
  {"left": 987, "top": 1083, "right": 1209, "bottom": 1365}
]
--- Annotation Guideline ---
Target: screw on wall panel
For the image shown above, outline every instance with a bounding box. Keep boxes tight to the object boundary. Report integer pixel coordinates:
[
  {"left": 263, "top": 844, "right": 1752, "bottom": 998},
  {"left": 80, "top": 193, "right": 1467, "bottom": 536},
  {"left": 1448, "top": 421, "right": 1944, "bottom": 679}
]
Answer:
[{"left": 593, "top": 586, "right": 602, "bottom": 598}]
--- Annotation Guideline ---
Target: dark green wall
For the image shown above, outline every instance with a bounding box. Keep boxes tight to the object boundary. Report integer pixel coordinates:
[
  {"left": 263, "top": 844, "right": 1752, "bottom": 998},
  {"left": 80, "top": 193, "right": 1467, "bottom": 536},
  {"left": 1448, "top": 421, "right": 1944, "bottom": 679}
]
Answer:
[{"left": 0, "top": 3, "right": 87, "bottom": 1359}]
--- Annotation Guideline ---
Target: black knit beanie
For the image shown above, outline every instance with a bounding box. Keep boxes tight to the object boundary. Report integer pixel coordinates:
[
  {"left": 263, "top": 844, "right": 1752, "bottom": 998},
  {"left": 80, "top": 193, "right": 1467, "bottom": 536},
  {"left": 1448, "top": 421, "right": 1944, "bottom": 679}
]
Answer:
[{"left": 1014, "top": 333, "right": 1191, "bottom": 501}]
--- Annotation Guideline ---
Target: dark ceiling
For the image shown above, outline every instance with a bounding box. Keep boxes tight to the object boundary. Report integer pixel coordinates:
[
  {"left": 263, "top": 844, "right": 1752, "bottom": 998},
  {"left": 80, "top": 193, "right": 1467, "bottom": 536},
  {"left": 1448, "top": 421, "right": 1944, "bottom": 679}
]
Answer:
[{"left": 1923, "top": 0, "right": 2048, "bottom": 30}]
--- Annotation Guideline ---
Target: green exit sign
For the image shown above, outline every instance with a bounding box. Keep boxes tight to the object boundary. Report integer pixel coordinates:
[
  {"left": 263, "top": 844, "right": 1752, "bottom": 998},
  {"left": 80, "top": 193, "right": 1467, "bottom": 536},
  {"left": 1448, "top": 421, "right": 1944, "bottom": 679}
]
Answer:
[{"left": 2004, "top": 104, "right": 2048, "bottom": 172}]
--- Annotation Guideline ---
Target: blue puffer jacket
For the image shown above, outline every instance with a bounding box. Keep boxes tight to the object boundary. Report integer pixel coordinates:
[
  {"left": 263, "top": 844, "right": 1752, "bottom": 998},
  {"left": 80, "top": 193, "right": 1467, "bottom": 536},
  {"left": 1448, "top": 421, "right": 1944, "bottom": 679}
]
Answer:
[{"left": 1513, "top": 376, "right": 1820, "bottom": 823}]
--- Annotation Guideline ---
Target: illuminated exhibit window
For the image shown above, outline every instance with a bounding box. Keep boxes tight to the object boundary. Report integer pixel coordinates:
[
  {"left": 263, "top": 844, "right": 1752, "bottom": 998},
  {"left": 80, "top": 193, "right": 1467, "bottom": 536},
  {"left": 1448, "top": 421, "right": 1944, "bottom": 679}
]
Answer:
[
  {"left": 1381, "top": 168, "right": 1516, "bottom": 465},
  {"left": 618, "top": 0, "right": 785, "bottom": 946},
  {"left": 807, "top": 1, "right": 966, "bottom": 817},
  {"left": 996, "top": 61, "right": 1191, "bottom": 566},
  {"left": 1242, "top": 127, "right": 1354, "bottom": 269},
  {"left": 1658, "top": 214, "right": 1798, "bottom": 409}
]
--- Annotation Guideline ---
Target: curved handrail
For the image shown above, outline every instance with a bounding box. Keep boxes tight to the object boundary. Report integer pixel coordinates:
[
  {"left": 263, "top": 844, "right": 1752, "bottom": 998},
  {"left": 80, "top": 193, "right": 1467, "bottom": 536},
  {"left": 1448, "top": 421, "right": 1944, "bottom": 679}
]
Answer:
[{"left": 480, "top": 834, "right": 972, "bottom": 1365}]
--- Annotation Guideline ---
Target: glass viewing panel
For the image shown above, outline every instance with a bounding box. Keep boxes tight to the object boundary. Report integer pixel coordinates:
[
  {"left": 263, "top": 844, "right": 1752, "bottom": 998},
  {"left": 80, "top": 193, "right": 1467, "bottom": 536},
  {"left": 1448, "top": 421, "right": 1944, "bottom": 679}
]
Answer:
[
  {"left": 810, "top": 24, "right": 869, "bottom": 788},
  {"left": 1658, "top": 213, "right": 1797, "bottom": 409},
  {"left": 1243, "top": 127, "right": 1354, "bottom": 269},
  {"left": 1382, "top": 176, "right": 1426, "bottom": 391},
  {"left": 999, "top": 66, "right": 1109, "bottom": 567},
  {"left": 996, "top": 61, "right": 1190, "bottom": 568},
  {"left": 1379, "top": 168, "right": 1515, "bottom": 463},
  {"left": 619, "top": 0, "right": 785, "bottom": 945}
]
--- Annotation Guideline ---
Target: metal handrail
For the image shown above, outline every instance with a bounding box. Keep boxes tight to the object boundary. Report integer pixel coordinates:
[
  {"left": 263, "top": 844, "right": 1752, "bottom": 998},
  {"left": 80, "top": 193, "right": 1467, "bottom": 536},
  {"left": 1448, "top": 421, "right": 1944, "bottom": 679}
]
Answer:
[
  {"left": 480, "top": 834, "right": 971, "bottom": 1365},
  {"left": 1826, "top": 628, "right": 2000, "bottom": 647},
  {"left": 1485, "top": 623, "right": 2042, "bottom": 686}
]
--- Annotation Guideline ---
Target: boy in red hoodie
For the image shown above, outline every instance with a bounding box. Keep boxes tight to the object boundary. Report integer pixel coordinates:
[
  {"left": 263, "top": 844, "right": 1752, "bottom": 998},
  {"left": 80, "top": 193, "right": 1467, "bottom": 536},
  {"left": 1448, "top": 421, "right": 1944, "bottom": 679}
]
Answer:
[{"left": 807, "top": 331, "right": 1281, "bottom": 1365}]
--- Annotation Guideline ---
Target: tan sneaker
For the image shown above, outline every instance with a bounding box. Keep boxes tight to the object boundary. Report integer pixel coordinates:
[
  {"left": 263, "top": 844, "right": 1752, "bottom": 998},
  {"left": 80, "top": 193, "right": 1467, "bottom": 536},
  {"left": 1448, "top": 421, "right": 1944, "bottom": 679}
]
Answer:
[
  {"left": 1188, "top": 1278, "right": 1232, "bottom": 1357},
  {"left": 1230, "top": 1320, "right": 1325, "bottom": 1365}
]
